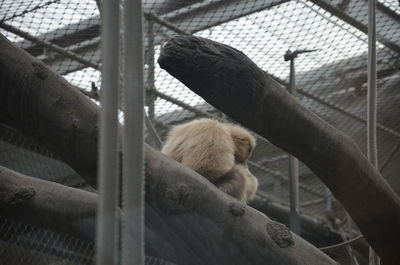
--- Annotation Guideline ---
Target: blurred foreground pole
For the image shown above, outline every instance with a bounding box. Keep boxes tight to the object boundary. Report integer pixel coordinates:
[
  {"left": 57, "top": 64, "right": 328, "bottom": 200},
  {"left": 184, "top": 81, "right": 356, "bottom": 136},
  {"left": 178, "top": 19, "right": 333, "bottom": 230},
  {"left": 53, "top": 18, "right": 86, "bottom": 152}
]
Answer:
[
  {"left": 96, "top": 0, "right": 120, "bottom": 264},
  {"left": 122, "top": 0, "right": 145, "bottom": 264},
  {"left": 367, "top": 0, "right": 379, "bottom": 265},
  {"left": 284, "top": 50, "right": 300, "bottom": 235}
]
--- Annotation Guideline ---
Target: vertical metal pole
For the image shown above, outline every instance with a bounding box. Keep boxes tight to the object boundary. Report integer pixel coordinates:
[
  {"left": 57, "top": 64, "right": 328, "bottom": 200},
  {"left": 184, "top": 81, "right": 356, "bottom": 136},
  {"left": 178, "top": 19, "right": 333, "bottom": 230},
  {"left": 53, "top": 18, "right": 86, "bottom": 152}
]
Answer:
[
  {"left": 144, "top": 18, "right": 162, "bottom": 149},
  {"left": 122, "top": 0, "right": 145, "bottom": 264},
  {"left": 96, "top": 0, "right": 119, "bottom": 263},
  {"left": 283, "top": 49, "right": 316, "bottom": 235},
  {"left": 146, "top": 19, "right": 156, "bottom": 121},
  {"left": 288, "top": 58, "right": 301, "bottom": 235},
  {"left": 144, "top": 112, "right": 163, "bottom": 150},
  {"left": 367, "top": 0, "right": 378, "bottom": 167},
  {"left": 325, "top": 188, "right": 332, "bottom": 212},
  {"left": 368, "top": 0, "right": 379, "bottom": 265}
]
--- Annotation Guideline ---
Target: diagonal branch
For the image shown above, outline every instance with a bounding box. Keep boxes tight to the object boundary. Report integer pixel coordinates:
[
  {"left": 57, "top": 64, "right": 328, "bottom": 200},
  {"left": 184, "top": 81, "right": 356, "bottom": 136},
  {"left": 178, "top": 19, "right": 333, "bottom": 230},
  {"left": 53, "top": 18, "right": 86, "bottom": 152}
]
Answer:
[
  {"left": 0, "top": 33, "right": 337, "bottom": 265},
  {"left": 157, "top": 35, "right": 400, "bottom": 265}
]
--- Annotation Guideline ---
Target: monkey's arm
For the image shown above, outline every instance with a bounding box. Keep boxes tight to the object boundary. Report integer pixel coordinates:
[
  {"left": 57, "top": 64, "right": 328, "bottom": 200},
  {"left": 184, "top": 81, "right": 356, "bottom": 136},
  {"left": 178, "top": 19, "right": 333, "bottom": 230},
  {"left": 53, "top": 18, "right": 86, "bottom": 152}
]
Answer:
[{"left": 214, "top": 166, "right": 247, "bottom": 202}]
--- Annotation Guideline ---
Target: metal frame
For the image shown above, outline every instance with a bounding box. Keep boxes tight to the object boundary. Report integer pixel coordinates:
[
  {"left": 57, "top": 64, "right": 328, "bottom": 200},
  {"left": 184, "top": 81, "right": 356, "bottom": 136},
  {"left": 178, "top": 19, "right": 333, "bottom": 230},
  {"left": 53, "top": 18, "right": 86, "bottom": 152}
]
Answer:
[
  {"left": 96, "top": 0, "right": 119, "bottom": 263},
  {"left": 121, "top": 0, "right": 145, "bottom": 264},
  {"left": 14, "top": 0, "right": 286, "bottom": 75},
  {"left": 309, "top": 0, "right": 400, "bottom": 54},
  {"left": 285, "top": 51, "right": 300, "bottom": 235},
  {"left": 367, "top": 0, "right": 379, "bottom": 264},
  {"left": 145, "top": 18, "right": 156, "bottom": 121}
]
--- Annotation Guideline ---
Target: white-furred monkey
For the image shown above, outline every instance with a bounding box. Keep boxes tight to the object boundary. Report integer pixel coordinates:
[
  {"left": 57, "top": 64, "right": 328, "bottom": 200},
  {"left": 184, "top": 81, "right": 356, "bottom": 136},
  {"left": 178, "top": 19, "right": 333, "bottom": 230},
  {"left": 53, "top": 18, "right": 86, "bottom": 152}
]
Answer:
[{"left": 161, "top": 118, "right": 258, "bottom": 202}]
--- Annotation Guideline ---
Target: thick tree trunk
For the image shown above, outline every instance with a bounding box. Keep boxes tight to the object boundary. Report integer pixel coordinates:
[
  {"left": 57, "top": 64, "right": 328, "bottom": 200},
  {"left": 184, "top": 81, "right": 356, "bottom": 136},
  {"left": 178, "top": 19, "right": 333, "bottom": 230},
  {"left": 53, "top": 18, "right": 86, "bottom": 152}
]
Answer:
[
  {"left": 0, "top": 163, "right": 337, "bottom": 265},
  {"left": 0, "top": 166, "right": 207, "bottom": 264},
  {"left": 0, "top": 36, "right": 98, "bottom": 187},
  {"left": 157, "top": 35, "right": 400, "bottom": 265},
  {"left": 0, "top": 166, "right": 97, "bottom": 240},
  {"left": 0, "top": 33, "right": 337, "bottom": 264}
]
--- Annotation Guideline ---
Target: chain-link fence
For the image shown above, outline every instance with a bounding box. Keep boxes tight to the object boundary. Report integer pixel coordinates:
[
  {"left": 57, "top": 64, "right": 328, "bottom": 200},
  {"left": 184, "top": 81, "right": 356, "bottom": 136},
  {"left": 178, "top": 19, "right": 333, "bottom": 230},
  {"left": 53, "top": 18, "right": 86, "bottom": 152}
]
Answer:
[
  {"left": 0, "top": 0, "right": 399, "bottom": 264},
  {"left": 0, "top": 216, "right": 94, "bottom": 265}
]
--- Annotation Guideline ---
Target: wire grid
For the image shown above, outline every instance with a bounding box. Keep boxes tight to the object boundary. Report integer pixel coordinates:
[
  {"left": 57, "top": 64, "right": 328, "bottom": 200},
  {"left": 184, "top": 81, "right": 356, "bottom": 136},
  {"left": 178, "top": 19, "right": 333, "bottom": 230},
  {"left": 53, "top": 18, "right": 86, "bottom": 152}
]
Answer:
[
  {"left": 0, "top": 217, "right": 94, "bottom": 265},
  {"left": 0, "top": 124, "right": 92, "bottom": 190},
  {"left": 381, "top": 0, "right": 400, "bottom": 14},
  {"left": 0, "top": 0, "right": 399, "bottom": 263},
  {"left": 0, "top": 0, "right": 58, "bottom": 22}
]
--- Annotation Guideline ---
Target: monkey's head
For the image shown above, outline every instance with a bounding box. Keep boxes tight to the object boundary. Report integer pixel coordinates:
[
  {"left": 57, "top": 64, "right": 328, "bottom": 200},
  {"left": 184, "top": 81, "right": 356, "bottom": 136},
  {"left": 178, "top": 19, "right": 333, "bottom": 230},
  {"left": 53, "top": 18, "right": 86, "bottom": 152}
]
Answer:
[{"left": 227, "top": 125, "right": 256, "bottom": 163}]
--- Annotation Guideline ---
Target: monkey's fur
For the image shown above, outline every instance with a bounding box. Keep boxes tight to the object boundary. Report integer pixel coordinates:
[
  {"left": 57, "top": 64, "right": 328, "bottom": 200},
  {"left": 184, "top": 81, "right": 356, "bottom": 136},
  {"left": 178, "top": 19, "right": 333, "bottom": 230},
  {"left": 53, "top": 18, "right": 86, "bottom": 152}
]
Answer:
[{"left": 161, "top": 118, "right": 258, "bottom": 202}]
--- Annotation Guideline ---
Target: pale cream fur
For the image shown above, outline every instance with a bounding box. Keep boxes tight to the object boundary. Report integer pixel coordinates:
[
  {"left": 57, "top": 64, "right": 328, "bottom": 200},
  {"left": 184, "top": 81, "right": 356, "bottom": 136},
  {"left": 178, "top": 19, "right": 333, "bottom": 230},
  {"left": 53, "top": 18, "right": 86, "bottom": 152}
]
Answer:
[
  {"left": 162, "top": 119, "right": 235, "bottom": 182},
  {"left": 225, "top": 124, "right": 256, "bottom": 162},
  {"left": 162, "top": 118, "right": 259, "bottom": 202},
  {"left": 244, "top": 167, "right": 258, "bottom": 201}
]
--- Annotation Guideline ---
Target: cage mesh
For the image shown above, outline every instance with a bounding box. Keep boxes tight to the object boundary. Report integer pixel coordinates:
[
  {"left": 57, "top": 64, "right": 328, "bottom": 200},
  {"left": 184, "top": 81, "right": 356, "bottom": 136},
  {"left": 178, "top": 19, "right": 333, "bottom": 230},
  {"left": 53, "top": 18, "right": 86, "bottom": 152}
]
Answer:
[
  {"left": 0, "top": 217, "right": 94, "bottom": 265},
  {"left": 0, "top": 0, "right": 399, "bottom": 263}
]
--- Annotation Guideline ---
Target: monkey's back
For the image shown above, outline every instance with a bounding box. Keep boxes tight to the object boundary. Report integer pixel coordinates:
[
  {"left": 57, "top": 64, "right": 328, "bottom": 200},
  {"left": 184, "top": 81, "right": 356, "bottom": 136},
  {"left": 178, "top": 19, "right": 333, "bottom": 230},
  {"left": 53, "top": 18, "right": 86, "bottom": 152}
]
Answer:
[{"left": 161, "top": 118, "right": 235, "bottom": 182}]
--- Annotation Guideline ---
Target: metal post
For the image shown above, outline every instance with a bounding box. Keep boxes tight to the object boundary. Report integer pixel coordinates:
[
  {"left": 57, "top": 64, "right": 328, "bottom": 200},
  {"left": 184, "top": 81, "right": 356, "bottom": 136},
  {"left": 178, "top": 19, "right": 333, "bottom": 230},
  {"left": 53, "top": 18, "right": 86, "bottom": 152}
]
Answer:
[
  {"left": 144, "top": 18, "right": 163, "bottom": 150},
  {"left": 144, "top": 113, "right": 163, "bottom": 150},
  {"left": 122, "top": 0, "right": 145, "bottom": 264},
  {"left": 367, "top": 0, "right": 378, "bottom": 168},
  {"left": 286, "top": 52, "right": 300, "bottom": 235},
  {"left": 368, "top": 0, "right": 380, "bottom": 265},
  {"left": 96, "top": 0, "right": 119, "bottom": 263},
  {"left": 325, "top": 188, "right": 332, "bottom": 212},
  {"left": 284, "top": 49, "right": 317, "bottom": 235},
  {"left": 146, "top": 19, "right": 156, "bottom": 121}
]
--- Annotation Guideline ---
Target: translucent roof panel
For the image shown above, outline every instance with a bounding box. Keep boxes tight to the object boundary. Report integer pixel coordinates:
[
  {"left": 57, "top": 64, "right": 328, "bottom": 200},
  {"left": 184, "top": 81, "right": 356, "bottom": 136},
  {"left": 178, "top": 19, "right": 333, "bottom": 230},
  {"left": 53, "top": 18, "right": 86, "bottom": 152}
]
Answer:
[
  {"left": 379, "top": 0, "right": 400, "bottom": 15},
  {"left": 1, "top": 0, "right": 99, "bottom": 43},
  {"left": 151, "top": 0, "right": 398, "bottom": 115},
  {"left": 0, "top": 0, "right": 57, "bottom": 21}
]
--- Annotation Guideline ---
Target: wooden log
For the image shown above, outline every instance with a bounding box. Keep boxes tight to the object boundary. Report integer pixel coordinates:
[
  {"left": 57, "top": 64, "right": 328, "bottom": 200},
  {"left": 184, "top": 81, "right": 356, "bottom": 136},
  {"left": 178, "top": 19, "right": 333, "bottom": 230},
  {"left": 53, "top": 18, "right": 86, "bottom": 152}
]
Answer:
[
  {"left": 157, "top": 35, "right": 400, "bottom": 265},
  {"left": 0, "top": 166, "right": 97, "bottom": 240},
  {"left": 0, "top": 36, "right": 98, "bottom": 186},
  {"left": 0, "top": 33, "right": 337, "bottom": 264},
  {"left": 0, "top": 161, "right": 338, "bottom": 265},
  {"left": 0, "top": 166, "right": 198, "bottom": 264}
]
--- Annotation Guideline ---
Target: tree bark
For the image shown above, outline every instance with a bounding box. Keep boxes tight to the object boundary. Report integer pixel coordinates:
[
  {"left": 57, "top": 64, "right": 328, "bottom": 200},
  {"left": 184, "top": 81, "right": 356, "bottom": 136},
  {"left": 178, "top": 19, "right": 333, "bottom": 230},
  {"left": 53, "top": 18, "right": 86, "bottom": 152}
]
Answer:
[
  {"left": 0, "top": 35, "right": 98, "bottom": 186},
  {"left": 0, "top": 166, "right": 97, "bottom": 240},
  {"left": 157, "top": 35, "right": 400, "bottom": 265},
  {"left": 0, "top": 163, "right": 337, "bottom": 265},
  {"left": 249, "top": 196, "right": 343, "bottom": 247},
  {"left": 0, "top": 33, "right": 337, "bottom": 264},
  {"left": 0, "top": 166, "right": 203, "bottom": 264}
]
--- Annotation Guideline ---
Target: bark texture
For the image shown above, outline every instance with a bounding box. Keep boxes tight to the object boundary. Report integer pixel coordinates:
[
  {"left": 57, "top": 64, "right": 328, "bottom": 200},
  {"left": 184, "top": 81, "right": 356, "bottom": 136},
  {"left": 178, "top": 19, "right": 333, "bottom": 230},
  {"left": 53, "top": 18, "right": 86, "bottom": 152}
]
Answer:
[
  {"left": 0, "top": 161, "right": 337, "bottom": 265},
  {"left": 0, "top": 35, "right": 98, "bottom": 186},
  {"left": 0, "top": 166, "right": 97, "bottom": 240},
  {"left": 0, "top": 33, "right": 337, "bottom": 265},
  {"left": 157, "top": 35, "right": 400, "bottom": 265}
]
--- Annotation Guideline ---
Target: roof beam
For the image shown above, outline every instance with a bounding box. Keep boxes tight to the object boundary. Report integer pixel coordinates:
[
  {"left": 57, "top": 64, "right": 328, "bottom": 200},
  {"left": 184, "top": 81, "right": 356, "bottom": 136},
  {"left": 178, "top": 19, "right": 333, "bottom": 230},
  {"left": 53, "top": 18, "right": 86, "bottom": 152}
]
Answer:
[
  {"left": 17, "top": 0, "right": 203, "bottom": 55},
  {"left": 14, "top": 0, "right": 287, "bottom": 75},
  {"left": 309, "top": 0, "right": 400, "bottom": 54}
]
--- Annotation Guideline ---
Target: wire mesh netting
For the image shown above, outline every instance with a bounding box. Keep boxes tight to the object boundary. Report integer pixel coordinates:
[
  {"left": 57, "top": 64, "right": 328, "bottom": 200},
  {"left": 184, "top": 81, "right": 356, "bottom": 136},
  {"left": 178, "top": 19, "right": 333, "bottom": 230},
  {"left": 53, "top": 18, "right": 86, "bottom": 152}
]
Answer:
[
  {"left": 0, "top": 0, "right": 399, "bottom": 264},
  {"left": 0, "top": 217, "right": 94, "bottom": 265}
]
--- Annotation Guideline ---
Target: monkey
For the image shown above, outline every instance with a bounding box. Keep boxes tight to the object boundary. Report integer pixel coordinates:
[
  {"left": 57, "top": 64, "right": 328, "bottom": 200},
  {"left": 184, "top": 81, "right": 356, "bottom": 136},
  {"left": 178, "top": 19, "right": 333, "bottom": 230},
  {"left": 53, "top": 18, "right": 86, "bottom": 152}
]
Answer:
[
  {"left": 161, "top": 119, "right": 235, "bottom": 182},
  {"left": 217, "top": 123, "right": 258, "bottom": 201},
  {"left": 214, "top": 164, "right": 258, "bottom": 202},
  {"left": 161, "top": 118, "right": 258, "bottom": 202}
]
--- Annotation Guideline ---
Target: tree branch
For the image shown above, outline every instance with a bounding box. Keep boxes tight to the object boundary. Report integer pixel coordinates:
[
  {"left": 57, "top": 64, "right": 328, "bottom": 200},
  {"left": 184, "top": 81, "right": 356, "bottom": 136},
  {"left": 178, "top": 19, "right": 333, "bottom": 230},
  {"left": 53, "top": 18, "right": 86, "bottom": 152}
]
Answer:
[
  {"left": 0, "top": 161, "right": 337, "bottom": 265},
  {"left": 0, "top": 33, "right": 337, "bottom": 264},
  {"left": 157, "top": 35, "right": 400, "bottom": 264}
]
